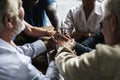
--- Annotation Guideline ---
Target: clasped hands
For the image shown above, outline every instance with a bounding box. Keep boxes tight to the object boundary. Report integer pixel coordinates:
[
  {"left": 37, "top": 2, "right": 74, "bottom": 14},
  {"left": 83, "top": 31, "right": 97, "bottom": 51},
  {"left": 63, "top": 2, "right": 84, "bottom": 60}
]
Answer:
[
  {"left": 46, "top": 31, "right": 76, "bottom": 51},
  {"left": 45, "top": 30, "right": 76, "bottom": 61}
]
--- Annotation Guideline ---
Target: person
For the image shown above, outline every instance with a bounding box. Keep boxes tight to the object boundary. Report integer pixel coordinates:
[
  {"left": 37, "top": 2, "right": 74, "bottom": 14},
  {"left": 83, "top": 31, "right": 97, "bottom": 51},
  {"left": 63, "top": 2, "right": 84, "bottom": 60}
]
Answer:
[
  {"left": 0, "top": 0, "right": 61, "bottom": 79},
  {"left": 55, "top": 0, "right": 120, "bottom": 80},
  {"left": 64, "top": 0, "right": 103, "bottom": 42},
  {"left": 14, "top": 0, "right": 61, "bottom": 45}
]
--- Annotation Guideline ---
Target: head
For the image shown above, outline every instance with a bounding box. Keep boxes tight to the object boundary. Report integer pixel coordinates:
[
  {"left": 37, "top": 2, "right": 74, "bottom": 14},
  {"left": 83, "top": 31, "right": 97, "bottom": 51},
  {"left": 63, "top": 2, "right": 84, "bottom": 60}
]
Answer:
[
  {"left": 0, "top": 0, "right": 25, "bottom": 37},
  {"left": 102, "top": 0, "right": 120, "bottom": 45}
]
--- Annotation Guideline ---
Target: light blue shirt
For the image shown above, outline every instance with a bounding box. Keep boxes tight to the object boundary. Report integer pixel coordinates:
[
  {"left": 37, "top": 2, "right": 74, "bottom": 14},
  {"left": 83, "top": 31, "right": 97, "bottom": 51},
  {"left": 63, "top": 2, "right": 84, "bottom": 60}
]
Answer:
[{"left": 0, "top": 39, "right": 59, "bottom": 80}]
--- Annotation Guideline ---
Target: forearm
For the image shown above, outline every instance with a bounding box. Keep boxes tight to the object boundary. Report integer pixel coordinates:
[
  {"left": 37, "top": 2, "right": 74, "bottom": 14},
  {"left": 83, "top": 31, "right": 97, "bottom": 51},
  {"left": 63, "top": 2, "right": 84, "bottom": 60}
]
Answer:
[
  {"left": 26, "top": 27, "right": 48, "bottom": 37},
  {"left": 55, "top": 47, "right": 77, "bottom": 77},
  {"left": 75, "top": 42, "right": 93, "bottom": 55},
  {"left": 16, "top": 40, "right": 47, "bottom": 58},
  {"left": 46, "top": 2, "right": 62, "bottom": 29},
  {"left": 81, "top": 31, "right": 104, "bottom": 49},
  {"left": 55, "top": 47, "right": 98, "bottom": 80},
  {"left": 49, "top": 12, "right": 62, "bottom": 29},
  {"left": 24, "top": 21, "right": 48, "bottom": 37}
]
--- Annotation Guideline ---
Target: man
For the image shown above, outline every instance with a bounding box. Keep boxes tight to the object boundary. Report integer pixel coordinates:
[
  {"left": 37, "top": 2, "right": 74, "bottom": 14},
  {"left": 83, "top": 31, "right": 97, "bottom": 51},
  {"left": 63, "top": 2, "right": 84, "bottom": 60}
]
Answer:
[
  {"left": 14, "top": 0, "right": 61, "bottom": 45},
  {"left": 0, "top": 0, "right": 60, "bottom": 79},
  {"left": 55, "top": 0, "right": 120, "bottom": 80},
  {"left": 64, "top": 0, "right": 103, "bottom": 42}
]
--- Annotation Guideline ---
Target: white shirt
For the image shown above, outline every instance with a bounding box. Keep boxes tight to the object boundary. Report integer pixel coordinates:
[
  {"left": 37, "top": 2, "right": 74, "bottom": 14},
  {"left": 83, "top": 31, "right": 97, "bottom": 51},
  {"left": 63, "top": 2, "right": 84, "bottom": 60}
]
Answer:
[
  {"left": 0, "top": 39, "right": 60, "bottom": 80},
  {"left": 64, "top": 1, "right": 103, "bottom": 34}
]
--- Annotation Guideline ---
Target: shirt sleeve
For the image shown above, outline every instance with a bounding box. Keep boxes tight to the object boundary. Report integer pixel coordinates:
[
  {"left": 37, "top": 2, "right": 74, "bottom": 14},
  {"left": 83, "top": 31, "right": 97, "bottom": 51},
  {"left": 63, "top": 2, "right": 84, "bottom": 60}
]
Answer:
[
  {"left": 14, "top": 59, "right": 60, "bottom": 80},
  {"left": 75, "top": 42, "right": 93, "bottom": 55},
  {"left": 16, "top": 40, "right": 47, "bottom": 58},
  {"left": 46, "top": 61, "right": 63, "bottom": 80},
  {"left": 64, "top": 9, "right": 75, "bottom": 33},
  {"left": 81, "top": 31, "right": 104, "bottom": 49},
  {"left": 55, "top": 47, "right": 99, "bottom": 80}
]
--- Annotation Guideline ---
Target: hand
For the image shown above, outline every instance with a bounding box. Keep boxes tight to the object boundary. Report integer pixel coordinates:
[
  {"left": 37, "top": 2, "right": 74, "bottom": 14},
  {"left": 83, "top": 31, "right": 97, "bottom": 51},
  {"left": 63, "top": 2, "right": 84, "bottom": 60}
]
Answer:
[
  {"left": 46, "top": 30, "right": 56, "bottom": 37},
  {"left": 54, "top": 32, "right": 71, "bottom": 41},
  {"left": 44, "top": 26, "right": 56, "bottom": 37},
  {"left": 44, "top": 37, "right": 57, "bottom": 51},
  {"left": 53, "top": 32, "right": 74, "bottom": 49},
  {"left": 56, "top": 39, "right": 75, "bottom": 50}
]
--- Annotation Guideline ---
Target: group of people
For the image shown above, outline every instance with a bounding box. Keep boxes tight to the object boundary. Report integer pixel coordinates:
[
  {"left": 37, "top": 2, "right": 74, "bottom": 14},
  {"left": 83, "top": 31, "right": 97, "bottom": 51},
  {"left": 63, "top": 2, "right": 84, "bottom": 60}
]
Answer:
[{"left": 0, "top": 0, "right": 120, "bottom": 80}]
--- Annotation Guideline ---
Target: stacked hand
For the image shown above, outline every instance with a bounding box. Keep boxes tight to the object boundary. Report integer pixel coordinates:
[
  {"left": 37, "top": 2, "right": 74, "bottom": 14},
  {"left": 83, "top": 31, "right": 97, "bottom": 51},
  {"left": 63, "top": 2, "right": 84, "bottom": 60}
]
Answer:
[
  {"left": 44, "top": 31, "right": 71, "bottom": 51},
  {"left": 45, "top": 30, "right": 76, "bottom": 61},
  {"left": 53, "top": 32, "right": 75, "bottom": 50}
]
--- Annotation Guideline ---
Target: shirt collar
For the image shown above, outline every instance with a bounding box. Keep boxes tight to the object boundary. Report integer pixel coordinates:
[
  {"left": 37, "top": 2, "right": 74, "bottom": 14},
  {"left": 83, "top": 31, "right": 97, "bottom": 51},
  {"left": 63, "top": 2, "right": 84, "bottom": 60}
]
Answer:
[{"left": 80, "top": 1, "right": 103, "bottom": 16}]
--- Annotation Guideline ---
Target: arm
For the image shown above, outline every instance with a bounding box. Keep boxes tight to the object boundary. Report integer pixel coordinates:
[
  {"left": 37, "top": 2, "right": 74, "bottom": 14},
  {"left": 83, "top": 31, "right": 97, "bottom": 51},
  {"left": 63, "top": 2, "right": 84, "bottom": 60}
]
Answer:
[
  {"left": 15, "top": 59, "right": 61, "bottom": 80},
  {"left": 81, "top": 31, "right": 105, "bottom": 49},
  {"left": 75, "top": 42, "right": 93, "bottom": 55},
  {"left": 16, "top": 37, "right": 57, "bottom": 58},
  {"left": 46, "top": 2, "right": 62, "bottom": 29},
  {"left": 54, "top": 36, "right": 99, "bottom": 80},
  {"left": 16, "top": 40, "right": 47, "bottom": 58},
  {"left": 64, "top": 9, "right": 75, "bottom": 33},
  {"left": 55, "top": 46, "right": 99, "bottom": 80},
  {"left": 23, "top": 20, "right": 56, "bottom": 37},
  {"left": 74, "top": 31, "right": 104, "bottom": 55}
]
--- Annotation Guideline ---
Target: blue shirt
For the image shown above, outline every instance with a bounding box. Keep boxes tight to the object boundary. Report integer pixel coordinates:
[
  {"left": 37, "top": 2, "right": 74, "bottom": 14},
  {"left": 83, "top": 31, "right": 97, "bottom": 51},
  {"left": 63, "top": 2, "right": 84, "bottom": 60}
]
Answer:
[
  {"left": 23, "top": 0, "right": 56, "bottom": 27},
  {"left": 0, "top": 39, "right": 60, "bottom": 80}
]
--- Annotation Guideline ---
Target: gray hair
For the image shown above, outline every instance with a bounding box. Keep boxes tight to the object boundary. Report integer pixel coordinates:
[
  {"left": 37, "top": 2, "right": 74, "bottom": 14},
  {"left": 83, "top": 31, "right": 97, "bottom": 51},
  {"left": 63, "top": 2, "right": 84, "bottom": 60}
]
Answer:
[
  {"left": 0, "top": 0, "right": 19, "bottom": 29},
  {"left": 103, "top": 0, "right": 120, "bottom": 31}
]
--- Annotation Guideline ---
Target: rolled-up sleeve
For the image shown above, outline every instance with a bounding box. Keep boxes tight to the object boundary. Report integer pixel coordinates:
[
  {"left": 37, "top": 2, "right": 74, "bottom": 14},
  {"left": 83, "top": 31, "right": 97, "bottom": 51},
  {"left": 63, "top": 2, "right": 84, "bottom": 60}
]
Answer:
[{"left": 16, "top": 40, "right": 47, "bottom": 58}]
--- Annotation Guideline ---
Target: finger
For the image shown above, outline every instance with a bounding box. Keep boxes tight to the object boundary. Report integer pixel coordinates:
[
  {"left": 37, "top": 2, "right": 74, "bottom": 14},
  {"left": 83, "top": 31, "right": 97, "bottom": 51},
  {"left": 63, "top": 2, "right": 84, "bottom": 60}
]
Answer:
[
  {"left": 65, "top": 34, "right": 71, "bottom": 39},
  {"left": 61, "top": 35, "right": 70, "bottom": 41},
  {"left": 51, "top": 36, "right": 57, "bottom": 43}
]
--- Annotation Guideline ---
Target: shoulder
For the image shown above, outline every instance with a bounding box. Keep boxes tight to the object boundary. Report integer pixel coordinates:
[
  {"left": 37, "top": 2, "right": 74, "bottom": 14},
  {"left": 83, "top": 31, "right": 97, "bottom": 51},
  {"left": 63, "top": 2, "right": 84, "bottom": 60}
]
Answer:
[
  {"left": 70, "top": 2, "right": 82, "bottom": 12},
  {"left": 95, "top": 44, "right": 120, "bottom": 76},
  {"left": 96, "top": 44, "right": 120, "bottom": 58},
  {"left": 95, "top": 1, "right": 102, "bottom": 6},
  {"left": 94, "top": 1, "right": 103, "bottom": 15}
]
